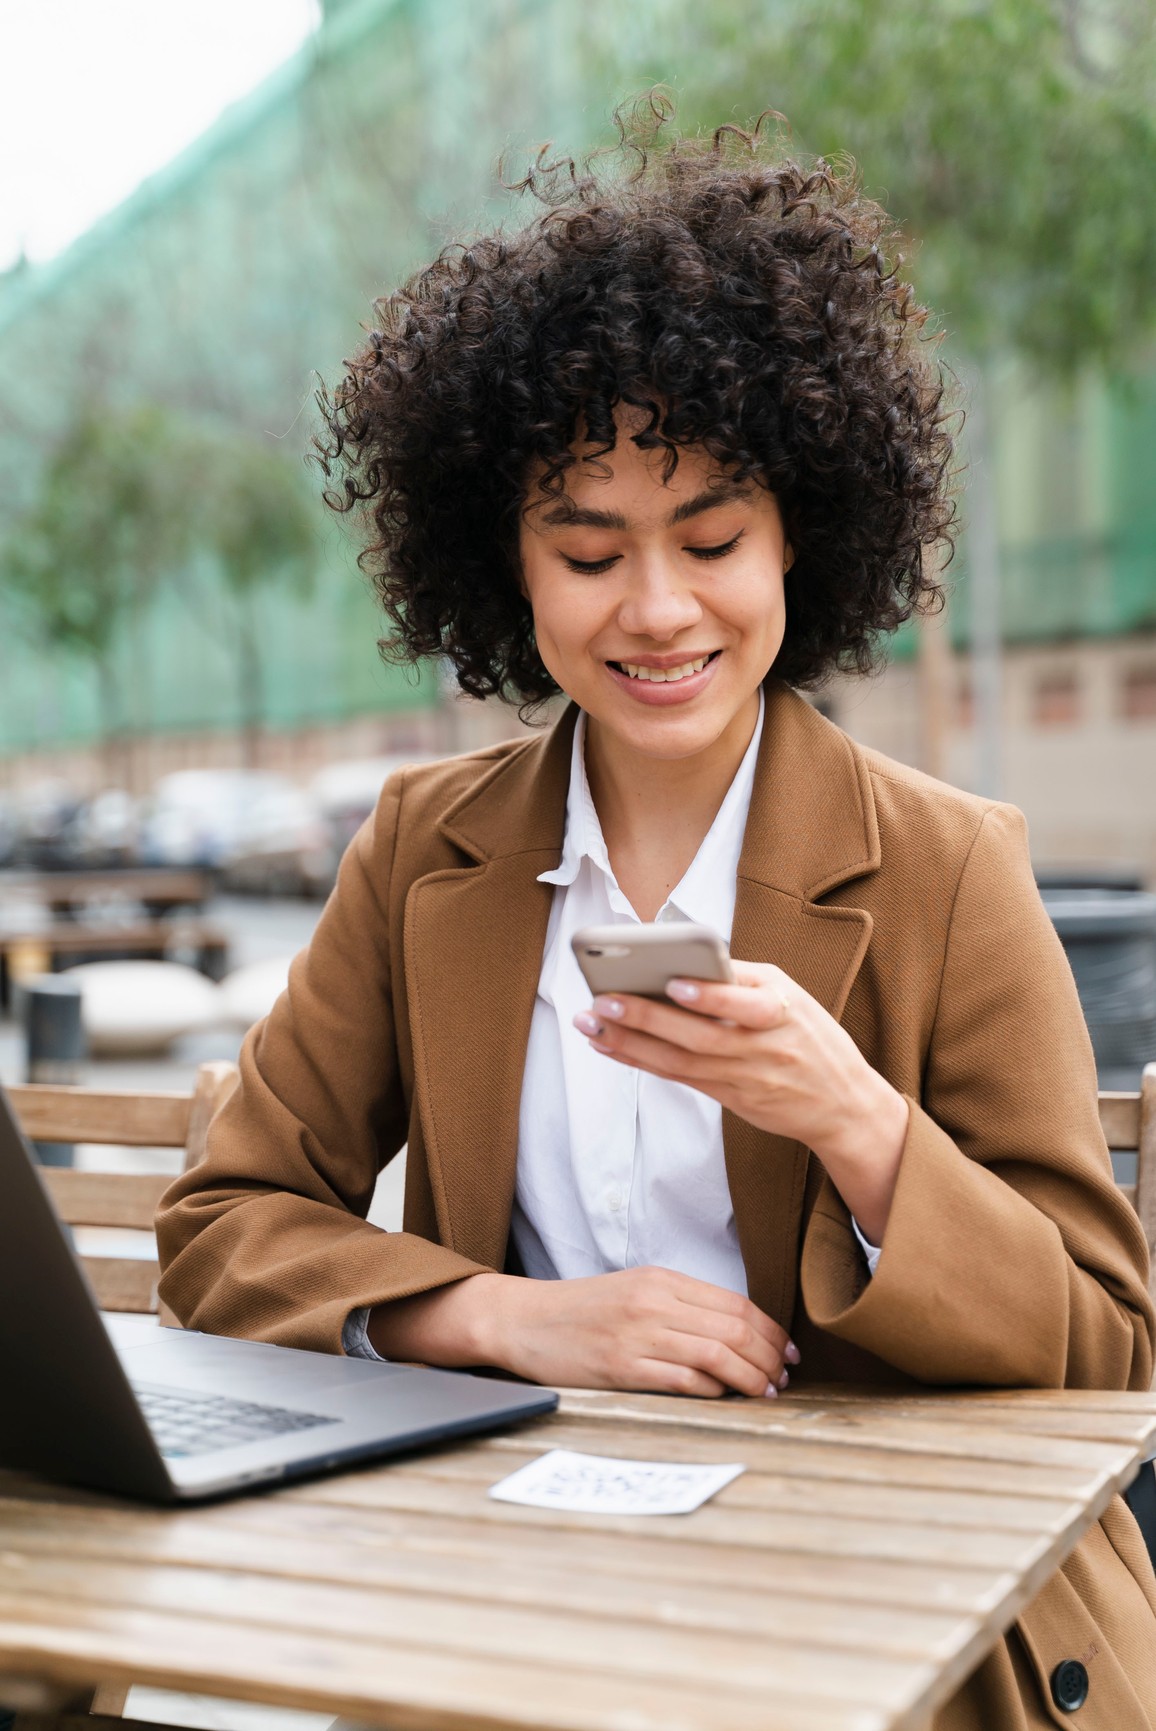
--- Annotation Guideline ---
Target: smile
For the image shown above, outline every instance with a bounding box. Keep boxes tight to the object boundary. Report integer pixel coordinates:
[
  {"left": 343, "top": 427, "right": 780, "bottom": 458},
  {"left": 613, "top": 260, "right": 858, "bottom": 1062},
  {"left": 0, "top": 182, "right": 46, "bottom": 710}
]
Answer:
[
  {"left": 609, "top": 651, "right": 721, "bottom": 683},
  {"left": 604, "top": 650, "right": 724, "bottom": 707}
]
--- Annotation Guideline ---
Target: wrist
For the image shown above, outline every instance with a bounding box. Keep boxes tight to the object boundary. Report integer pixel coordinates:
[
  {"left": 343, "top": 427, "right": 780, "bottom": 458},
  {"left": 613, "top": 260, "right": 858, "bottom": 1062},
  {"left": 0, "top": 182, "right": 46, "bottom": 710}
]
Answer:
[
  {"left": 819, "top": 1064, "right": 908, "bottom": 1174},
  {"left": 814, "top": 1068, "right": 909, "bottom": 1244},
  {"left": 367, "top": 1270, "right": 511, "bottom": 1367},
  {"left": 460, "top": 1270, "right": 514, "bottom": 1367}
]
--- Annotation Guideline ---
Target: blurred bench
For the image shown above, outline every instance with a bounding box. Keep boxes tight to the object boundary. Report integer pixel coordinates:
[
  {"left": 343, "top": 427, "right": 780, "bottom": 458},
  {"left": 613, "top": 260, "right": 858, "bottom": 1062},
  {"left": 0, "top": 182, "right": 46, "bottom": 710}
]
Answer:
[
  {"left": 3, "top": 867, "right": 212, "bottom": 919},
  {"left": 0, "top": 922, "right": 229, "bottom": 1009}
]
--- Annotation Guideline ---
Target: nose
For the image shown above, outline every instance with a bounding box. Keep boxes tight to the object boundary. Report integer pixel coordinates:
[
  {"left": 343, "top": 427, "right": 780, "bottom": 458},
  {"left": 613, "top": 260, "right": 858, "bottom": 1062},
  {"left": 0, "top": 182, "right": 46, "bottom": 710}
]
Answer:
[{"left": 616, "top": 555, "right": 703, "bottom": 642}]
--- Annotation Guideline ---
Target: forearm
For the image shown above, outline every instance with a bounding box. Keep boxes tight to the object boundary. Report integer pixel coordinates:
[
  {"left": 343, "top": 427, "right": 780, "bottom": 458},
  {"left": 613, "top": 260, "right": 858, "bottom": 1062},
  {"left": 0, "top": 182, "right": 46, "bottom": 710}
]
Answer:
[
  {"left": 366, "top": 1271, "right": 508, "bottom": 1365},
  {"left": 367, "top": 1266, "right": 793, "bottom": 1398}
]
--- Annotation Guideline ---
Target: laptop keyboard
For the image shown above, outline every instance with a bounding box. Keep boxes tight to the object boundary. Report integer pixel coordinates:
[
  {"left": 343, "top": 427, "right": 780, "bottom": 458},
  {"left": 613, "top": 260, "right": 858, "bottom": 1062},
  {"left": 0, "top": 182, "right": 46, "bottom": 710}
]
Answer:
[{"left": 134, "top": 1383, "right": 339, "bottom": 1459}]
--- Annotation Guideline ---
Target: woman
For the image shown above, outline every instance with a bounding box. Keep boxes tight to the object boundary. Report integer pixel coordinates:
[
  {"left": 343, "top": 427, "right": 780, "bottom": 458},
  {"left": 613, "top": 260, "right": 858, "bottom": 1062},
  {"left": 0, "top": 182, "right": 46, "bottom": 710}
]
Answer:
[{"left": 157, "top": 110, "right": 1156, "bottom": 1727}]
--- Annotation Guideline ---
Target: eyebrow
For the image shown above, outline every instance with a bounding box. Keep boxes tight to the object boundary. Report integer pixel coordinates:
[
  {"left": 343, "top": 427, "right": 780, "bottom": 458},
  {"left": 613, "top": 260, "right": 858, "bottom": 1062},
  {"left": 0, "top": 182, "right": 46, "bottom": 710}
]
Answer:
[{"left": 538, "top": 483, "right": 754, "bottom": 532}]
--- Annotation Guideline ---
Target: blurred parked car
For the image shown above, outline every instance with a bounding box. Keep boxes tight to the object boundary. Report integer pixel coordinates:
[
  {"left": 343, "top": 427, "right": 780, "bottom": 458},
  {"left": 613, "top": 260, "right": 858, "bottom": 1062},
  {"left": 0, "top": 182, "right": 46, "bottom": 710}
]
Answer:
[
  {"left": 139, "top": 769, "right": 331, "bottom": 897},
  {"left": 6, "top": 779, "right": 84, "bottom": 868},
  {"left": 224, "top": 781, "right": 334, "bottom": 898},
  {"left": 67, "top": 789, "right": 140, "bottom": 867},
  {"left": 309, "top": 754, "right": 436, "bottom": 864}
]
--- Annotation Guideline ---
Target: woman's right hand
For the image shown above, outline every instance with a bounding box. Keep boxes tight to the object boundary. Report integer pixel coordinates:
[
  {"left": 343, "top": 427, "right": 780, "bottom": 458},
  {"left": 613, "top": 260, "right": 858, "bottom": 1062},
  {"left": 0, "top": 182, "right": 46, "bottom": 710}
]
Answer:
[{"left": 367, "top": 1268, "right": 797, "bottom": 1398}]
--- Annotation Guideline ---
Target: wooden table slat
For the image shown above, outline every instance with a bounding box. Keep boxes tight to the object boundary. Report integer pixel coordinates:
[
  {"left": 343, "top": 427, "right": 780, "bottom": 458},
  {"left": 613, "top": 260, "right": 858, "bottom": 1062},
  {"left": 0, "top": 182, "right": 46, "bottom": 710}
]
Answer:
[
  {"left": 553, "top": 1389, "right": 1156, "bottom": 1470},
  {"left": 0, "top": 1589, "right": 890, "bottom": 1731},
  {"left": 0, "top": 1557, "right": 935, "bottom": 1709},
  {"left": 0, "top": 1505, "right": 970, "bottom": 1655},
  {"left": 390, "top": 1442, "right": 1082, "bottom": 1533},
  {"left": 471, "top": 1416, "right": 1128, "bottom": 1497}
]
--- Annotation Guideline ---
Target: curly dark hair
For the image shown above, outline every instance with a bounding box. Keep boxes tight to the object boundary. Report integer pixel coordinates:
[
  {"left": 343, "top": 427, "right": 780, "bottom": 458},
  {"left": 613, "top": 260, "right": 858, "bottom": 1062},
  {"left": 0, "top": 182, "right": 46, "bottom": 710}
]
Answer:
[{"left": 316, "top": 99, "right": 956, "bottom": 706}]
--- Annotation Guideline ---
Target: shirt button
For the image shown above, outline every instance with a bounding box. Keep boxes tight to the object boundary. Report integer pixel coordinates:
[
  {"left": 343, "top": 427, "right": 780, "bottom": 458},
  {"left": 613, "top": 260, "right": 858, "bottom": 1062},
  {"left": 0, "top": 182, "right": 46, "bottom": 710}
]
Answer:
[
  {"left": 1050, "top": 1660, "right": 1089, "bottom": 1713},
  {"left": 606, "top": 1188, "right": 625, "bottom": 1213}
]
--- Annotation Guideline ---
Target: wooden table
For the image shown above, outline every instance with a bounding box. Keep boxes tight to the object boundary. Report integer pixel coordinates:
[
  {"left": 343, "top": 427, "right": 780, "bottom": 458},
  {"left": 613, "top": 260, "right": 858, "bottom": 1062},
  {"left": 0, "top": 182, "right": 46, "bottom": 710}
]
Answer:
[{"left": 2, "top": 1384, "right": 1156, "bottom": 1731}]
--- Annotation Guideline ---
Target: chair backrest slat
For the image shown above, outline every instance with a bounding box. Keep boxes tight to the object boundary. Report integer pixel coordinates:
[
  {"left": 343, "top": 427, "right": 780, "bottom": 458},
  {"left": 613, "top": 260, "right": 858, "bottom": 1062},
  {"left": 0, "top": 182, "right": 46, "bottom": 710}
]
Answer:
[
  {"left": 1100, "top": 1064, "right": 1156, "bottom": 1313},
  {"left": 40, "top": 1169, "right": 172, "bottom": 1230},
  {"left": 86, "top": 1258, "right": 162, "bottom": 1314},
  {"left": 6, "top": 1085, "right": 192, "bottom": 1148},
  {"left": 1101, "top": 1092, "right": 1144, "bottom": 1151}
]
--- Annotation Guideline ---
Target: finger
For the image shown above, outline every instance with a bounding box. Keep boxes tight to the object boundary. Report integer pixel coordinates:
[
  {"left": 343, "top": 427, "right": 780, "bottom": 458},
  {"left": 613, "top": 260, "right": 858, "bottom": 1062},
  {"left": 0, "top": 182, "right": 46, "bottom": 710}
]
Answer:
[
  {"left": 593, "top": 992, "right": 744, "bottom": 1055},
  {"left": 665, "top": 1305, "right": 785, "bottom": 1386},
  {"left": 630, "top": 1359, "right": 728, "bottom": 1399},
  {"left": 664, "top": 977, "right": 795, "bottom": 1030},
  {"left": 670, "top": 1276, "right": 793, "bottom": 1355},
  {"left": 586, "top": 1022, "right": 737, "bottom": 1088},
  {"left": 659, "top": 1327, "right": 780, "bottom": 1398}
]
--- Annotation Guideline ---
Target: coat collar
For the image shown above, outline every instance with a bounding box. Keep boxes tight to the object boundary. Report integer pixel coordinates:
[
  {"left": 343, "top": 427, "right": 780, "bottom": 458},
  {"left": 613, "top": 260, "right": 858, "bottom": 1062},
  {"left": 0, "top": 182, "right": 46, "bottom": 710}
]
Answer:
[
  {"left": 406, "top": 682, "right": 880, "bottom": 1327},
  {"left": 436, "top": 681, "right": 880, "bottom": 896}
]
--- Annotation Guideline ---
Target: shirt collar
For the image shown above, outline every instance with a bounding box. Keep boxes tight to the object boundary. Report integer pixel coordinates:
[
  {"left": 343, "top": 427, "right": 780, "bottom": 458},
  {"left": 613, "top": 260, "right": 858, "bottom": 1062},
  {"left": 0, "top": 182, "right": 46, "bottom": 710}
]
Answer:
[
  {"left": 537, "top": 708, "right": 605, "bottom": 889},
  {"left": 537, "top": 690, "right": 766, "bottom": 933}
]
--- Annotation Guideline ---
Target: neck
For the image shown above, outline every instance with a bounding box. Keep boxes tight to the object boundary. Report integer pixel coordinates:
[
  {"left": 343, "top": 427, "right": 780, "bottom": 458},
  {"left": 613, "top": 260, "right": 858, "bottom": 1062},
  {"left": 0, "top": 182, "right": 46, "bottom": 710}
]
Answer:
[{"left": 583, "top": 692, "right": 760, "bottom": 920}]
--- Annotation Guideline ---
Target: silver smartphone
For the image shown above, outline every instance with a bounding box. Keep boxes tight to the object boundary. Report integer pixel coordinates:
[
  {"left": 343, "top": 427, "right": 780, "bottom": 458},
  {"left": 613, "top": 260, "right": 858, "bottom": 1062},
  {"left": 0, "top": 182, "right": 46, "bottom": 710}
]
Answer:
[{"left": 571, "top": 921, "right": 734, "bottom": 1001}]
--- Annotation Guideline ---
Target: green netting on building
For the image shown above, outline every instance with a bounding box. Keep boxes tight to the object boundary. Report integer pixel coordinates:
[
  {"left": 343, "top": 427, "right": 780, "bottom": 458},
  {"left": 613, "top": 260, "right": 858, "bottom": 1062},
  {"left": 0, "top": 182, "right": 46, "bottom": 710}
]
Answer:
[
  {"left": 0, "top": 0, "right": 1153, "bottom": 753},
  {"left": 0, "top": 0, "right": 591, "bottom": 752}
]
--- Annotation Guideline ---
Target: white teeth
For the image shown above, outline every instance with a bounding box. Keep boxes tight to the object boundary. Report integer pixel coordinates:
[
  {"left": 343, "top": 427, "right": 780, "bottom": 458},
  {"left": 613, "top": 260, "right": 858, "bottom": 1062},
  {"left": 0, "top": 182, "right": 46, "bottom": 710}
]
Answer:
[{"left": 619, "top": 655, "right": 712, "bottom": 682}]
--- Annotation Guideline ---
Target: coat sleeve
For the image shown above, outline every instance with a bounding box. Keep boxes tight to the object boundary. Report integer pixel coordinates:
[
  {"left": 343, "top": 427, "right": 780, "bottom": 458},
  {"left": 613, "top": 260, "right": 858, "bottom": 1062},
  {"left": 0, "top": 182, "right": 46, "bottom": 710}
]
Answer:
[
  {"left": 155, "top": 771, "right": 488, "bottom": 1353},
  {"left": 801, "top": 802, "right": 1155, "bottom": 1390}
]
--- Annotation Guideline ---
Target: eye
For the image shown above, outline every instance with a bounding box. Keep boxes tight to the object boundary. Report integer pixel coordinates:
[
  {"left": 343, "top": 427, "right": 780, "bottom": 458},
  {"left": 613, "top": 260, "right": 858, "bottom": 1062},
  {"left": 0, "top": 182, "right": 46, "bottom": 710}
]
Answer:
[
  {"left": 561, "top": 553, "right": 621, "bottom": 575},
  {"left": 687, "top": 531, "right": 744, "bottom": 561}
]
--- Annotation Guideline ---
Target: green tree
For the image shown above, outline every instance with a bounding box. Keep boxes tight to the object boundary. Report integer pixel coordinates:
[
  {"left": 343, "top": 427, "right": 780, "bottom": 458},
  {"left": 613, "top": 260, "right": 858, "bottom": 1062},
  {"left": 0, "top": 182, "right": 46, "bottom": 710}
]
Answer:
[
  {"left": 0, "top": 406, "right": 190, "bottom": 781},
  {"left": 181, "top": 430, "right": 318, "bottom": 767},
  {"left": 0, "top": 406, "right": 317, "bottom": 776},
  {"left": 592, "top": 0, "right": 1156, "bottom": 788}
]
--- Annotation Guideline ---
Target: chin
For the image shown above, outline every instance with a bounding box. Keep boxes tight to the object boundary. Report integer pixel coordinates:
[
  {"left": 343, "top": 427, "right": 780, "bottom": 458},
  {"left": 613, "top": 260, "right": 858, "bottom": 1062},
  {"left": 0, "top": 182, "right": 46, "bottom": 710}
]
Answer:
[{"left": 610, "top": 706, "right": 735, "bottom": 761}]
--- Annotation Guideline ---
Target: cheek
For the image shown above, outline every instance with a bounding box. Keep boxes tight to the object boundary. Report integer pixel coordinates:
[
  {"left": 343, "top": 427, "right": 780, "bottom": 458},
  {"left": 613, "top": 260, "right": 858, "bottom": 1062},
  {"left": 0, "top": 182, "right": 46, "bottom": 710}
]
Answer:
[
  {"left": 729, "top": 567, "right": 787, "bottom": 647},
  {"left": 523, "top": 575, "right": 597, "bottom": 675}
]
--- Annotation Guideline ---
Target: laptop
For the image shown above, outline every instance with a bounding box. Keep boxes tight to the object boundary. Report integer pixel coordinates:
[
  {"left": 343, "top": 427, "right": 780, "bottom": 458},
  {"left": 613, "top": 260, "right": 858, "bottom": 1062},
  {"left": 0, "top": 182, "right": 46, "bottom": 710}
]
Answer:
[{"left": 0, "top": 1083, "right": 557, "bottom": 1502}]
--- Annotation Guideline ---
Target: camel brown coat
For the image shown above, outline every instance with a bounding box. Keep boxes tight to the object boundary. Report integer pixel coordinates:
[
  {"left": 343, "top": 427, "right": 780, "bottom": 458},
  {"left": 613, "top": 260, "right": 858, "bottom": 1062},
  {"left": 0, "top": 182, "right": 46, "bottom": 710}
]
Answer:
[{"left": 158, "top": 683, "right": 1156, "bottom": 1729}]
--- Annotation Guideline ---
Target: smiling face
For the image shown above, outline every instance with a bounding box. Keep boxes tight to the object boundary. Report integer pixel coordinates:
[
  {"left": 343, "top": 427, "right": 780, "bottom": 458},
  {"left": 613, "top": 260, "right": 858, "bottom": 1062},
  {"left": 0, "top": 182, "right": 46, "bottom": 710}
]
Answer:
[{"left": 518, "top": 428, "right": 793, "bottom": 769}]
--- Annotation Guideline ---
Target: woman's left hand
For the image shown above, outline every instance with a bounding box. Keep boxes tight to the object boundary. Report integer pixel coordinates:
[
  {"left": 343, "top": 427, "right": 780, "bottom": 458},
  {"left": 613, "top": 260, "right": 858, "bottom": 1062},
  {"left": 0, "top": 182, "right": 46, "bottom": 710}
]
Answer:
[{"left": 574, "top": 961, "right": 909, "bottom": 1246}]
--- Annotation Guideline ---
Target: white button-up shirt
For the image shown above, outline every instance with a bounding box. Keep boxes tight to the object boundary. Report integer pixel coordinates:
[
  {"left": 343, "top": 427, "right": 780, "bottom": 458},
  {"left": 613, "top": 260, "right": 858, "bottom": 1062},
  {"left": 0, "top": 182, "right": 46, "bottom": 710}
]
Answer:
[{"left": 508, "top": 696, "right": 767, "bottom": 1294}]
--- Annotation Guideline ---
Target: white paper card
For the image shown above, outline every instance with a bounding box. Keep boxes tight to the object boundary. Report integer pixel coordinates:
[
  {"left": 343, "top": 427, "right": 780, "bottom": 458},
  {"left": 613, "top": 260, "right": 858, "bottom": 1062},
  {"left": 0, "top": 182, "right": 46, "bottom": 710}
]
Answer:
[{"left": 488, "top": 1448, "right": 745, "bottom": 1515}]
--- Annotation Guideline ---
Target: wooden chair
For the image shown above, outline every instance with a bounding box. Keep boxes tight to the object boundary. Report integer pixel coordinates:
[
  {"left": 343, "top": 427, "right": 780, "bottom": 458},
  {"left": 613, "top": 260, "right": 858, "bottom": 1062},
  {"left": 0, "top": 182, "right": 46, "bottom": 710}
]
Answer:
[
  {"left": 1101, "top": 1061, "right": 1156, "bottom": 1308},
  {"left": 6, "top": 1060, "right": 237, "bottom": 1728},
  {"left": 7, "top": 1059, "right": 239, "bottom": 1321}
]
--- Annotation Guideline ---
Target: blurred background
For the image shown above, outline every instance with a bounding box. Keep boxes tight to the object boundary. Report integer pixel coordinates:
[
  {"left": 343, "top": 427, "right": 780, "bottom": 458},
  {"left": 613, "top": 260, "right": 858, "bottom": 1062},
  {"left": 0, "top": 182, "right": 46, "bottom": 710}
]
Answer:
[{"left": 1, "top": 0, "right": 1154, "bottom": 1115}]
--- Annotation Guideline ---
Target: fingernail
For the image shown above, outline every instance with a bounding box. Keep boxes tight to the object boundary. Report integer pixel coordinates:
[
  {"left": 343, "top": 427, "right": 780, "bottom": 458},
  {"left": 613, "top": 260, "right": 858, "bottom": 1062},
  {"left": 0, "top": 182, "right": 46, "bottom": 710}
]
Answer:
[
  {"left": 573, "top": 1012, "right": 603, "bottom": 1036},
  {"left": 763, "top": 1382, "right": 779, "bottom": 1399},
  {"left": 784, "top": 1341, "right": 801, "bottom": 1365},
  {"left": 778, "top": 1369, "right": 790, "bottom": 1390},
  {"left": 594, "top": 997, "right": 625, "bottom": 1019},
  {"left": 667, "top": 979, "right": 700, "bottom": 1002}
]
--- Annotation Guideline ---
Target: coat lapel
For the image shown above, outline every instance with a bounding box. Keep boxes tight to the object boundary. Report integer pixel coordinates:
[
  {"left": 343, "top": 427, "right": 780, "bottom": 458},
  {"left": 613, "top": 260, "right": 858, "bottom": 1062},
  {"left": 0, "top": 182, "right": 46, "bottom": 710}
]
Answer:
[
  {"left": 724, "top": 684, "right": 880, "bottom": 1328},
  {"left": 403, "top": 712, "right": 575, "bottom": 1268}
]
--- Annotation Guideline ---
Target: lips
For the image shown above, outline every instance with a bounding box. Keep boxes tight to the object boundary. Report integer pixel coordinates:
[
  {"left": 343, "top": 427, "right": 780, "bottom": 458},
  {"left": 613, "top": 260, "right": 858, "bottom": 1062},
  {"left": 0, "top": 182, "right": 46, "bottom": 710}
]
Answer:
[{"left": 604, "top": 650, "right": 723, "bottom": 706}]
